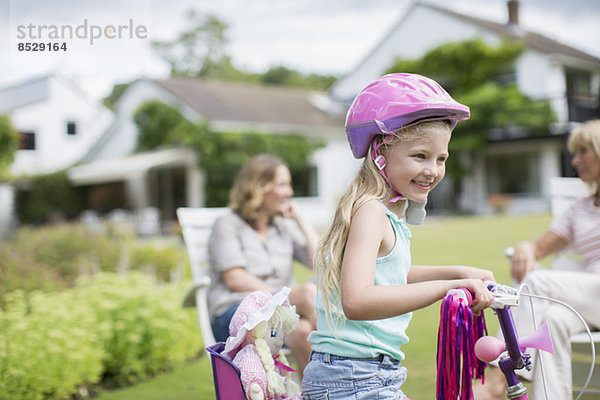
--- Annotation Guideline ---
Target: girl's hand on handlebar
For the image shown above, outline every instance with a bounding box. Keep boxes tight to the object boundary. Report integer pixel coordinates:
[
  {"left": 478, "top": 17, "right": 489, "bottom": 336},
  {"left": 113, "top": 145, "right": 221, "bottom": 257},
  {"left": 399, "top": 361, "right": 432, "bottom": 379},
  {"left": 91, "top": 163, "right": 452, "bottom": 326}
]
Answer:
[{"left": 454, "top": 279, "right": 494, "bottom": 314}]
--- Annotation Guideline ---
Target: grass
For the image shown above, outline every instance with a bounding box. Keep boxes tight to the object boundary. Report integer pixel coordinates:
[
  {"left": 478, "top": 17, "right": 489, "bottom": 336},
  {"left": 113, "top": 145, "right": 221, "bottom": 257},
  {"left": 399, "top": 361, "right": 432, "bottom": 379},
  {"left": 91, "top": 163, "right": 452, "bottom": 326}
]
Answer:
[
  {"left": 92, "top": 357, "right": 214, "bottom": 400},
  {"left": 95, "top": 212, "right": 554, "bottom": 400}
]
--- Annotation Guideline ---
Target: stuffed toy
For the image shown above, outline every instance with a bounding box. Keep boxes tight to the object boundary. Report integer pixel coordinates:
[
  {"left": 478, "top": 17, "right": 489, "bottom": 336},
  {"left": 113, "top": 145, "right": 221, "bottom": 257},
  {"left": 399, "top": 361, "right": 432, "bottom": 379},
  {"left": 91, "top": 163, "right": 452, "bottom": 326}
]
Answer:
[{"left": 223, "top": 287, "right": 301, "bottom": 400}]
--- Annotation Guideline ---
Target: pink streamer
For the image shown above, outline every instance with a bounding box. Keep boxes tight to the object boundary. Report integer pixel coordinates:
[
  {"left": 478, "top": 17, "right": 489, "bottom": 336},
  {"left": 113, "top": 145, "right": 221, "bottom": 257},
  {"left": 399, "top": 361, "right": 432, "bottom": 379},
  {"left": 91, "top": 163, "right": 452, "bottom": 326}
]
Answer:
[{"left": 436, "top": 292, "right": 487, "bottom": 399}]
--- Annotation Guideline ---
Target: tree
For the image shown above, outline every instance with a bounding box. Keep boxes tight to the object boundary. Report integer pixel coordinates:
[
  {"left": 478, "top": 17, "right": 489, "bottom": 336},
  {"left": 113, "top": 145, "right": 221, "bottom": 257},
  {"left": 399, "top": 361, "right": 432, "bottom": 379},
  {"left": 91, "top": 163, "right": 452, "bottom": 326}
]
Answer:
[
  {"left": 386, "top": 38, "right": 555, "bottom": 180},
  {"left": 102, "top": 83, "right": 131, "bottom": 111},
  {"left": 150, "top": 10, "right": 337, "bottom": 90},
  {"left": 262, "top": 66, "right": 336, "bottom": 89},
  {"left": 152, "top": 10, "right": 235, "bottom": 78},
  {"left": 0, "top": 115, "right": 19, "bottom": 180},
  {"left": 133, "top": 100, "right": 189, "bottom": 152},
  {"left": 182, "top": 124, "right": 324, "bottom": 206},
  {"left": 132, "top": 100, "right": 323, "bottom": 206},
  {"left": 15, "top": 170, "right": 85, "bottom": 224},
  {"left": 388, "top": 39, "right": 524, "bottom": 94}
]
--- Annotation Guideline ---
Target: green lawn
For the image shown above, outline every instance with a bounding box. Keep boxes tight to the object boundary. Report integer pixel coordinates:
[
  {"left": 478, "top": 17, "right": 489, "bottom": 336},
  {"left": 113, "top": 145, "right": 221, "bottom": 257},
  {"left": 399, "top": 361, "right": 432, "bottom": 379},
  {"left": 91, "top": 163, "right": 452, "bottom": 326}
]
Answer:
[
  {"left": 92, "top": 356, "right": 214, "bottom": 400},
  {"left": 95, "top": 213, "right": 553, "bottom": 400}
]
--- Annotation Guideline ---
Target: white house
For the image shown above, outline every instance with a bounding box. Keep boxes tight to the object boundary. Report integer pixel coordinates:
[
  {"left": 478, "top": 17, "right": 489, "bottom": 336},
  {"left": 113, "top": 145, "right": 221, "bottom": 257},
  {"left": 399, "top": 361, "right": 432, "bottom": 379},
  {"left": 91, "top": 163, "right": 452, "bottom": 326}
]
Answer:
[
  {"left": 0, "top": 74, "right": 113, "bottom": 237},
  {"left": 68, "top": 78, "right": 357, "bottom": 230},
  {"left": 0, "top": 74, "right": 113, "bottom": 176},
  {"left": 4, "top": 0, "right": 600, "bottom": 236},
  {"left": 330, "top": 0, "right": 600, "bottom": 214}
]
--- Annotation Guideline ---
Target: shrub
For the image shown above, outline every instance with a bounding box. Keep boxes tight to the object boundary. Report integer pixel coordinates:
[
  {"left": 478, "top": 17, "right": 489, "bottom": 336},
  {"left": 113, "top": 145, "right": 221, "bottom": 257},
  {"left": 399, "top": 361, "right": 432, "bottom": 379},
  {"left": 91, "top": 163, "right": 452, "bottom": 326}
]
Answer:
[
  {"left": 81, "top": 273, "right": 201, "bottom": 386},
  {"left": 0, "top": 290, "right": 104, "bottom": 400},
  {"left": 9, "top": 224, "right": 106, "bottom": 283},
  {"left": 0, "top": 243, "right": 64, "bottom": 302},
  {"left": 1, "top": 223, "right": 189, "bottom": 303},
  {"left": 0, "top": 115, "right": 19, "bottom": 180},
  {"left": 14, "top": 171, "right": 85, "bottom": 224},
  {"left": 129, "top": 240, "right": 189, "bottom": 282},
  {"left": 0, "top": 273, "right": 202, "bottom": 399}
]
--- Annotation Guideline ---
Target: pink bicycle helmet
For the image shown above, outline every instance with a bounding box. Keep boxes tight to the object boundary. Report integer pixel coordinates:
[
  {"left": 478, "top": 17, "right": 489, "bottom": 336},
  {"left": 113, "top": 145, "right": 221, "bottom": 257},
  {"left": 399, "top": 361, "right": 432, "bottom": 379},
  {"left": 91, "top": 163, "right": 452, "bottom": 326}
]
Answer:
[{"left": 345, "top": 73, "right": 470, "bottom": 158}]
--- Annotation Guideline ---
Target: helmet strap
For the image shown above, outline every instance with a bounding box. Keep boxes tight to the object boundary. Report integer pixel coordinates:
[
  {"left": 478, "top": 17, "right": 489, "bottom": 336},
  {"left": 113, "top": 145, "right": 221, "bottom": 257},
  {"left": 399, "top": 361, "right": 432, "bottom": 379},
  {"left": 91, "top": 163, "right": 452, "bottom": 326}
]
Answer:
[
  {"left": 371, "top": 134, "right": 429, "bottom": 225},
  {"left": 370, "top": 134, "right": 404, "bottom": 203}
]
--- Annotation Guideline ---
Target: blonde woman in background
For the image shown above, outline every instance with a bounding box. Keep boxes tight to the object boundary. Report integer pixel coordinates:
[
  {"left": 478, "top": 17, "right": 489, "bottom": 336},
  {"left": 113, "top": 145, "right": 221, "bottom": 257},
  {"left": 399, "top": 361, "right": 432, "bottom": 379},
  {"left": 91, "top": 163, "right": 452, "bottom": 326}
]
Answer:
[
  {"left": 474, "top": 119, "right": 600, "bottom": 400},
  {"left": 207, "top": 154, "right": 319, "bottom": 374}
]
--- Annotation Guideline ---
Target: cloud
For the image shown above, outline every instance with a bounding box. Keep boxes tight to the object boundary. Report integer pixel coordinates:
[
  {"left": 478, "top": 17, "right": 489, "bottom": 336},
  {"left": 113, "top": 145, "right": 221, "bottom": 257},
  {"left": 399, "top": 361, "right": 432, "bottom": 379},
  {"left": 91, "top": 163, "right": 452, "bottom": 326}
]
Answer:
[{"left": 3, "top": 0, "right": 599, "bottom": 100}]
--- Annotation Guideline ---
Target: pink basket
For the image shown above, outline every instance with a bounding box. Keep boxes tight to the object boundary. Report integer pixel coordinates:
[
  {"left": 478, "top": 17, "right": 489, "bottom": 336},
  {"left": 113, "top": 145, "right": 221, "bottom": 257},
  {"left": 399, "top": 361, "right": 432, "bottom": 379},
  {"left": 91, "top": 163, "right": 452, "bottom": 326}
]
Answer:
[{"left": 207, "top": 342, "right": 248, "bottom": 400}]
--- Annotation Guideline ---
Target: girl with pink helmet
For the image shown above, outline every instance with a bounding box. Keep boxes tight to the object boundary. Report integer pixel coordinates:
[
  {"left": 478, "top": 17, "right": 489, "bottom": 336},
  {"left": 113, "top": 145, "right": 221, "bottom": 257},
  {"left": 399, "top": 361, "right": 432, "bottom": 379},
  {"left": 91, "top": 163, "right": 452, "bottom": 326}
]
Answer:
[{"left": 301, "top": 73, "right": 494, "bottom": 399}]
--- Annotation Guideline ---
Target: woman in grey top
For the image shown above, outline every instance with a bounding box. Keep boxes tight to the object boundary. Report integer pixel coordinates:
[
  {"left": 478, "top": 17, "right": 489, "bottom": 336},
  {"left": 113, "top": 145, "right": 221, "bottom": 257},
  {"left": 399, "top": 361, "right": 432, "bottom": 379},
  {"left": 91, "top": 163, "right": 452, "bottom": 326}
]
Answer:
[{"left": 208, "top": 154, "right": 319, "bottom": 374}]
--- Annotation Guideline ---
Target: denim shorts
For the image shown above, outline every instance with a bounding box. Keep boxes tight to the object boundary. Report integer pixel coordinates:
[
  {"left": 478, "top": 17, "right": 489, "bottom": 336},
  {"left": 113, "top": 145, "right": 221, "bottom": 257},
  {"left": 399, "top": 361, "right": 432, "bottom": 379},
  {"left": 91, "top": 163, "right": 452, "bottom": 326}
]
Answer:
[
  {"left": 211, "top": 302, "right": 240, "bottom": 342},
  {"left": 301, "top": 352, "right": 409, "bottom": 400}
]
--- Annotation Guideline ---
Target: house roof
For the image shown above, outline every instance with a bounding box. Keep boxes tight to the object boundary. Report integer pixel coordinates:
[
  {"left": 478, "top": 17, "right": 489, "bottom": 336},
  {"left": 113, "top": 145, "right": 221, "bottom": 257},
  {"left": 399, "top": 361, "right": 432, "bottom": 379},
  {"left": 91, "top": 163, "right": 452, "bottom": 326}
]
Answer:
[
  {"left": 0, "top": 74, "right": 50, "bottom": 112},
  {"left": 69, "top": 147, "right": 197, "bottom": 185},
  {"left": 420, "top": 2, "right": 600, "bottom": 64},
  {"left": 154, "top": 78, "right": 345, "bottom": 129}
]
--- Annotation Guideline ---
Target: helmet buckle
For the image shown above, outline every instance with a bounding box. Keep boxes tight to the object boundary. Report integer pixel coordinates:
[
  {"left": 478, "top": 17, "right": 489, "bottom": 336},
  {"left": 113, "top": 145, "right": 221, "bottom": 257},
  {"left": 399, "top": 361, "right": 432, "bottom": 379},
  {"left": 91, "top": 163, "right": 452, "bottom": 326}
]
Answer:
[{"left": 374, "top": 154, "right": 386, "bottom": 170}]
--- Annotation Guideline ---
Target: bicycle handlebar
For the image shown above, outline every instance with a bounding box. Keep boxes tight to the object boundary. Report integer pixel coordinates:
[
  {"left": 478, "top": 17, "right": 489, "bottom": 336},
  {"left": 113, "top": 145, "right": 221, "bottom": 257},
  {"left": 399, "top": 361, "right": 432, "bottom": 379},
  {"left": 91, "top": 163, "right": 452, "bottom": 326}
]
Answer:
[
  {"left": 446, "top": 281, "right": 595, "bottom": 400},
  {"left": 446, "top": 282, "right": 530, "bottom": 399},
  {"left": 484, "top": 282, "right": 527, "bottom": 369}
]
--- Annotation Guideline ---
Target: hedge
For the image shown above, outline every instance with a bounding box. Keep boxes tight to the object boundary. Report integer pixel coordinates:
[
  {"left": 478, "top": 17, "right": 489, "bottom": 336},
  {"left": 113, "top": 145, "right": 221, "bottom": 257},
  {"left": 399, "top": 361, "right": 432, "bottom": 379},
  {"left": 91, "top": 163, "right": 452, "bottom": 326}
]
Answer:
[
  {"left": 0, "top": 223, "right": 189, "bottom": 304},
  {"left": 0, "top": 273, "right": 202, "bottom": 400}
]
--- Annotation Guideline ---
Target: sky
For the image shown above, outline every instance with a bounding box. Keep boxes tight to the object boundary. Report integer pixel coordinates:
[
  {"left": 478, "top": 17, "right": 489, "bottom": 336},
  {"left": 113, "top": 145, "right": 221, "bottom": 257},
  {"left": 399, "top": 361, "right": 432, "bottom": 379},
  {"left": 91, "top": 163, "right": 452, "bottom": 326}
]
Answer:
[{"left": 1, "top": 0, "right": 600, "bottom": 101}]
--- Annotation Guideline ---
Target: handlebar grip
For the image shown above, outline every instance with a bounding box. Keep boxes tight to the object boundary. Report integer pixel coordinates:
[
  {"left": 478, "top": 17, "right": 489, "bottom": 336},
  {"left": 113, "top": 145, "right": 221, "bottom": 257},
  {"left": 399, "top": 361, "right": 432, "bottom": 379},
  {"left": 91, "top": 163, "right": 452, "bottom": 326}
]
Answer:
[
  {"left": 445, "top": 288, "right": 472, "bottom": 306},
  {"left": 484, "top": 279, "right": 497, "bottom": 291}
]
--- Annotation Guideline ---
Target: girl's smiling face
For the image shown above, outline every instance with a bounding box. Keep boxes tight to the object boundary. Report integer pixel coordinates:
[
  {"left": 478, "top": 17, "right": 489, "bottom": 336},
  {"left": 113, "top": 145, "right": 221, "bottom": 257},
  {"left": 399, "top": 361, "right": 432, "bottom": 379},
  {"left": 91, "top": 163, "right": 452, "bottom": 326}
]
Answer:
[{"left": 383, "top": 124, "right": 451, "bottom": 203}]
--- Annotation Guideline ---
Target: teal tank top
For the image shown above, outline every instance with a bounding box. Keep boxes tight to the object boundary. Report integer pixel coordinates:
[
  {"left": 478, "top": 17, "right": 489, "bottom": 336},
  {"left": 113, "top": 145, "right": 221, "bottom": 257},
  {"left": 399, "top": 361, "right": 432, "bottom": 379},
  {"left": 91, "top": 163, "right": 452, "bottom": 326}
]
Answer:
[{"left": 308, "top": 202, "right": 413, "bottom": 361}]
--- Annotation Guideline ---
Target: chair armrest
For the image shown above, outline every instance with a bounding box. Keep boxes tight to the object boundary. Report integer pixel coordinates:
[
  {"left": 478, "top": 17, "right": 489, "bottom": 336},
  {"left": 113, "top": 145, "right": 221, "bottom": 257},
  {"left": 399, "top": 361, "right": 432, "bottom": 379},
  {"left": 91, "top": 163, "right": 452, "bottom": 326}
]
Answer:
[
  {"left": 182, "top": 275, "right": 211, "bottom": 308},
  {"left": 571, "top": 331, "right": 600, "bottom": 344}
]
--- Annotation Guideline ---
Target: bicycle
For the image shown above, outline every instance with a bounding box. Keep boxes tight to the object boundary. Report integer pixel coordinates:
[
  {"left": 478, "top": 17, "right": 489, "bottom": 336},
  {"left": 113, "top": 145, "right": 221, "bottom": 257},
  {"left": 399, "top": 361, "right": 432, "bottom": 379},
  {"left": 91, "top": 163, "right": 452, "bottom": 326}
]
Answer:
[{"left": 471, "top": 281, "right": 596, "bottom": 400}]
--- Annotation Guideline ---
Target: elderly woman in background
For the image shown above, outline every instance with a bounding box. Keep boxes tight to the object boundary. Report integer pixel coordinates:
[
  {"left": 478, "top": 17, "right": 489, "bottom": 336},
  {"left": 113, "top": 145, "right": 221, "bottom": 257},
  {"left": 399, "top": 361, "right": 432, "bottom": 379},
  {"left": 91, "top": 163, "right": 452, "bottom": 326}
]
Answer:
[
  {"left": 475, "top": 119, "right": 600, "bottom": 400},
  {"left": 207, "top": 154, "right": 319, "bottom": 374}
]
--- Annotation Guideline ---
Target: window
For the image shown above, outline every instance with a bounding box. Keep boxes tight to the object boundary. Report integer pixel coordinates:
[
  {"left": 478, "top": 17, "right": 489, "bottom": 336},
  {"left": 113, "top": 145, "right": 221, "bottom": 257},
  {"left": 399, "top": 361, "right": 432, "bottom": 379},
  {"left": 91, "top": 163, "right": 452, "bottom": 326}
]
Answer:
[
  {"left": 566, "top": 69, "right": 598, "bottom": 121},
  {"left": 292, "top": 166, "right": 318, "bottom": 197},
  {"left": 66, "top": 121, "right": 77, "bottom": 135},
  {"left": 19, "top": 131, "right": 35, "bottom": 150},
  {"left": 486, "top": 152, "right": 540, "bottom": 195},
  {"left": 566, "top": 69, "right": 591, "bottom": 99}
]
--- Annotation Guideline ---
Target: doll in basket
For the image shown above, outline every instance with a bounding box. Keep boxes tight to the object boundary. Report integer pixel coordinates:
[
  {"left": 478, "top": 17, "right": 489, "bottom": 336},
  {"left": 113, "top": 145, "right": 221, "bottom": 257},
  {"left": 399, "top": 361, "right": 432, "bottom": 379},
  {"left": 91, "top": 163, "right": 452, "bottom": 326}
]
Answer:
[{"left": 223, "top": 287, "right": 301, "bottom": 400}]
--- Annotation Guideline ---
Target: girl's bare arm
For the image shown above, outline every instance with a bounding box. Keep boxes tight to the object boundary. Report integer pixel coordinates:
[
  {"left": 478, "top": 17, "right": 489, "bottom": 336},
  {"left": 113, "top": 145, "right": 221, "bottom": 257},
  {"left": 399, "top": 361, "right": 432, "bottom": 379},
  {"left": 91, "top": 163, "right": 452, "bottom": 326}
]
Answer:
[{"left": 340, "top": 201, "right": 493, "bottom": 320}]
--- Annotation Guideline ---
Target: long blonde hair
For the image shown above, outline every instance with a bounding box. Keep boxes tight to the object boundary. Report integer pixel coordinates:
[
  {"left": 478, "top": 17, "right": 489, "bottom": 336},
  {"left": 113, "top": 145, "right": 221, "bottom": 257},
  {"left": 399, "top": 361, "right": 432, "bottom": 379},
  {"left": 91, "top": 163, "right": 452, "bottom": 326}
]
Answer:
[
  {"left": 229, "top": 154, "right": 286, "bottom": 228},
  {"left": 568, "top": 119, "right": 600, "bottom": 197},
  {"left": 315, "top": 121, "right": 450, "bottom": 328},
  {"left": 252, "top": 304, "right": 300, "bottom": 397}
]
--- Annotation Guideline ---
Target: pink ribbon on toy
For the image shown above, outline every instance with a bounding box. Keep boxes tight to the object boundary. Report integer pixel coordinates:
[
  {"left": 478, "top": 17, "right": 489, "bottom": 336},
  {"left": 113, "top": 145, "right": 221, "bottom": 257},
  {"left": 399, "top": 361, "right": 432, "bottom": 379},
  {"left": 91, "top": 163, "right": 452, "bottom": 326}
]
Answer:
[{"left": 273, "top": 354, "right": 297, "bottom": 372}]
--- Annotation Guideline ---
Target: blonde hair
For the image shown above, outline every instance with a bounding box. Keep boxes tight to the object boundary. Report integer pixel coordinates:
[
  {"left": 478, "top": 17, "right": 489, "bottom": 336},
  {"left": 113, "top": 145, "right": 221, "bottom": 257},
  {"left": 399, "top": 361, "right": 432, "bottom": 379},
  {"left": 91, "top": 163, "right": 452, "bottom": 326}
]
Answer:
[
  {"left": 315, "top": 120, "right": 451, "bottom": 329},
  {"left": 568, "top": 119, "right": 600, "bottom": 197},
  {"left": 229, "top": 154, "right": 287, "bottom": 228},
  {"left": 252, "top": 304, "right": 300, "bottom": 397}
]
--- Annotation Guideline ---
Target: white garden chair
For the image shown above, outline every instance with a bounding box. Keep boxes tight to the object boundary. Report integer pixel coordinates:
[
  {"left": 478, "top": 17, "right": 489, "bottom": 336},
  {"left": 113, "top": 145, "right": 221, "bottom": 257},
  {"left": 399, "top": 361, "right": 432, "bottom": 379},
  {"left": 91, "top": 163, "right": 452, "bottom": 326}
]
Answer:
[
  {"left": 177, "top": 206, "right": 296, "bottom": 368},
  {"left": 178, "top": 207, "right": 229, "bottom": 351}
]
